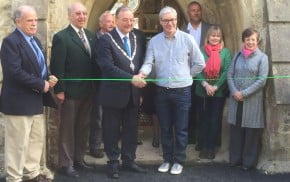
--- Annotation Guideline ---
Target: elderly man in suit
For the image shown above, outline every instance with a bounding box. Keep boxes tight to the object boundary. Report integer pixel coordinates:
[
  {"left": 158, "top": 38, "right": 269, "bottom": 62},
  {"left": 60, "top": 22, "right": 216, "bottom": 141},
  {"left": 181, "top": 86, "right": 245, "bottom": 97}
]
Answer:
[
  {"left": 96, "top": 11, "right": 114, "bottom": 39},
  {"left": 97, "top": 5, "right": 147, "bottom": 179},
  {"left": 0, "top": 5, "right": 57, "bottom": 182},
  {"left": 89, "top": 10, "right": 114, "bottom": 159},
  {"left": 50, "top": 2, "right": 98, "bottom": 178}
]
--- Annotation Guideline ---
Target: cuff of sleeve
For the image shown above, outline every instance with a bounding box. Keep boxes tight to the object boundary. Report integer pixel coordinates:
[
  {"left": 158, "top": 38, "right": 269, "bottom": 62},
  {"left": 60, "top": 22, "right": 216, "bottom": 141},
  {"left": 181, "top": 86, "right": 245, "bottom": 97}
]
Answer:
[{"left": 202, "top": 81, "right": 209, "bottom": 87}]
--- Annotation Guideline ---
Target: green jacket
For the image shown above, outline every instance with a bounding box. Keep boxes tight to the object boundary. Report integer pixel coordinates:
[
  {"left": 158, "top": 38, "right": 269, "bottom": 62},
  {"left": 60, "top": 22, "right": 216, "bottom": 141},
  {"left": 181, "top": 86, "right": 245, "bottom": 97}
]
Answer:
[
  {"left": 50, "top": 25, "right": 98, "bottom": 99},
  {"left": 195, "top": 47, "right": 231, "bottom": 97}
]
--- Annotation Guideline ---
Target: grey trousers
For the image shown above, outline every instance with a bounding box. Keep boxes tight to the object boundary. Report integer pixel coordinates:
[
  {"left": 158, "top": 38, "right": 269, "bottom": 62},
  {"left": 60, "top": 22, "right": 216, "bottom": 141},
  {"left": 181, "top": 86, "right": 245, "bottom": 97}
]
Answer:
[
  {"left": 229, "top": 102, "right": 263, "bottom": 168},
  {"left": 58, "top": 94, "right": 93, "bottom": 167}
]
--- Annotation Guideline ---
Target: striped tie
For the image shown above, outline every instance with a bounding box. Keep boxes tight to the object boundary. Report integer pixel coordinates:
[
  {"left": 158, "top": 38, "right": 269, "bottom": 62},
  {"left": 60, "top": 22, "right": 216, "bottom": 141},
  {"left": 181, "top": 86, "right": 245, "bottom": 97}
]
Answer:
[
  {"left": 30, "top": 38, "right": 47, "bottom": 78},
  {"left": 78, "top": 30, "right": 91, "bottom": 56}
]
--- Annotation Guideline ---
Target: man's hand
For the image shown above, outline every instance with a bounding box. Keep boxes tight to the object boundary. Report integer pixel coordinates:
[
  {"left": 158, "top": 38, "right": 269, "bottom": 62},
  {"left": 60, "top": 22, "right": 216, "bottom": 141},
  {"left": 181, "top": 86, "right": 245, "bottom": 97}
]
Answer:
[
  {"left": 132, "top": 74, "right": 147, "bottom": 88},
  {"left": 48, "top": 75, "right": 58, "bottom": 88},
  {"left": 56, "top": 92, "right": 65, "bottom": 104},
  {"left": 43, "top": 81, "right": 50, "bottom": 93}
]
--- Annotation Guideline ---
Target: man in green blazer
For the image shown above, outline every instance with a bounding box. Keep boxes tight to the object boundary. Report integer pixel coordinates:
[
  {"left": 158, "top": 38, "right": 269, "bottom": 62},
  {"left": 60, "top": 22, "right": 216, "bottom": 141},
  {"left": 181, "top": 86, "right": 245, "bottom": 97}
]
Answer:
[{"left": 50, "top": 2, "right": 98, "bottom": 178}]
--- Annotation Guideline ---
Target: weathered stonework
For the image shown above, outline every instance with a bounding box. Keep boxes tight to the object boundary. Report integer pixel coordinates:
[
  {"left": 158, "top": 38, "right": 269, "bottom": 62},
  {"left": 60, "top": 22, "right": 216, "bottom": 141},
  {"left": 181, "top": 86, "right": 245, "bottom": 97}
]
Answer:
[{"left": 0, "top": 0, "right": 290, "bottom": 176}]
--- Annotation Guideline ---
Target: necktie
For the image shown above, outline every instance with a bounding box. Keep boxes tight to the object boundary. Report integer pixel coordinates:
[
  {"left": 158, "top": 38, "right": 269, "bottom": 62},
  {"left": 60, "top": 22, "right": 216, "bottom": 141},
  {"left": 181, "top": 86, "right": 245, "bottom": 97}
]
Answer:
[
  {"left": 30, "top": 38, "right": 47, "bottom": 78},
  {"left": 78, "top": 30, "right": 91, "bottom": 56},
  {"left": 123, "top": 36, "right": 131, "bottom": 57}
]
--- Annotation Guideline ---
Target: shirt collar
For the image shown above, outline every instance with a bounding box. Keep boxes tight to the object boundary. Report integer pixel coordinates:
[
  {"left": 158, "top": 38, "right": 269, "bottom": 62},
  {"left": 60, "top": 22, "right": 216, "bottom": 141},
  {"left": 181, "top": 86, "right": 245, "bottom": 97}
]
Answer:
[
  {"left": 70, "top": 24, "right": 84, "bottom": 34},
  {"left": 163, "top": 28, "right": 179, "bottom": 39},
  {"left": 116, "top": 27, "right": 130, "bottom": 40},
  {"left": 187, "top": 22, "right": 201, "bottom": 31},
  {"left": 17, "top": 28, "right": 33, "bottom": 42}
]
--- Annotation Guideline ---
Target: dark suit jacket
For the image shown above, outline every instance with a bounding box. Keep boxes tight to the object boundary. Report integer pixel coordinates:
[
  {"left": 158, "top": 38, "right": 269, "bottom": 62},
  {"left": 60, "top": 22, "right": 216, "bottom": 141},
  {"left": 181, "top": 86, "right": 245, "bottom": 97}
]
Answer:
[
  {"left": 50, "top": 25, "right": 98, "bottom": 99},
  {"left": 97, "top": 28, "right": 146, "bottom": 108},
  {"left": 181, "top": 22, "right": 212, "bottom": 47},
  {"left": 0, "top": 29, "right": 56, "bottom": 115}
]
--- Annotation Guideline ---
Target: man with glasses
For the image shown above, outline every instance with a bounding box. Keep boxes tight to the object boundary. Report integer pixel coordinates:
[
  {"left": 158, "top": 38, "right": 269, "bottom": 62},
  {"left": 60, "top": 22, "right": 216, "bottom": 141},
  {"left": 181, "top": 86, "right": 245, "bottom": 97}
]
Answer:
[
  {"left": 96, "top": 5, "right": 146, "bottom": 179},
  {"left": 139, "top": 6, "right": 205, "bottom": 175}
]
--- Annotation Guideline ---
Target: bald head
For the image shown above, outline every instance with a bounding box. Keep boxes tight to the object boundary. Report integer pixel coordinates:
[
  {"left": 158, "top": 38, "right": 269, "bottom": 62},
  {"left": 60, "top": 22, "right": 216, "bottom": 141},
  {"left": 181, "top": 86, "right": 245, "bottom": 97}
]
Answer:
[
  {"left": 99, "top": 11, "right": 114, "bottom": 33},
  {"left": 68, "top": 2, "right": 88, "bottom": 29}
]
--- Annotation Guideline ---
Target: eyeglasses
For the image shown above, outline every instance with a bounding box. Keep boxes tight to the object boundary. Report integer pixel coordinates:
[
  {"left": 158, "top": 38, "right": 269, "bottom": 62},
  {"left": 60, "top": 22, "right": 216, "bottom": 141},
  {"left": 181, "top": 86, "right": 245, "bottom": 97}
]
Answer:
[
  {"left": 161, "top": 18, "right": 177, "bottom": 24},
  {"left": 120, "top": 18, "right": 135, "bottom": 23}
]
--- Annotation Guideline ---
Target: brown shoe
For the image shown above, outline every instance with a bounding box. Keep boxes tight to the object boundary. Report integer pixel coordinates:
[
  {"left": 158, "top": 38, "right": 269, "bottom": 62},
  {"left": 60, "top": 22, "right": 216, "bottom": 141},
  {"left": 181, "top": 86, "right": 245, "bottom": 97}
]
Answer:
[{"left": 23, "top": 174, "right": 51, "bottom": 182}]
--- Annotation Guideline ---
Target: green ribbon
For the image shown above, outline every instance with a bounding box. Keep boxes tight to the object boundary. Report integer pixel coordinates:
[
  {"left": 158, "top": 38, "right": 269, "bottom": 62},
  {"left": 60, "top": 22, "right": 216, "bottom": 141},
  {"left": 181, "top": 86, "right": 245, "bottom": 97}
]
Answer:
[{"left": 59, "top": 75, "right": 290, "bottom": 82}]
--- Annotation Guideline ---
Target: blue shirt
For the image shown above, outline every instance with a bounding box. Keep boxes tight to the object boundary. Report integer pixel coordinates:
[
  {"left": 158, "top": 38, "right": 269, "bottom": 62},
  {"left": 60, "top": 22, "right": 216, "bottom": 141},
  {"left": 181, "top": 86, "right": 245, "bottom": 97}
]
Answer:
[
  {"left": 140, "top": 29, "right": 205, "bottom": 88},
  {"left": 17, "top": 28, "right": 40, "bottom": 57},
  {"left": 17, "top": 28, "right": 47, "bottom": 78}
]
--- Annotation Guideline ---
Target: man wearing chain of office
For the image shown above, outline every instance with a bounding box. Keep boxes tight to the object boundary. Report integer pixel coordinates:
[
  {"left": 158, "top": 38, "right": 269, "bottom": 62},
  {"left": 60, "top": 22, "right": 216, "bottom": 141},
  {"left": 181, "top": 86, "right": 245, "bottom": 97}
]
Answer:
[{"left": 96, "top": 5, "right": 147, "bottom": 179}]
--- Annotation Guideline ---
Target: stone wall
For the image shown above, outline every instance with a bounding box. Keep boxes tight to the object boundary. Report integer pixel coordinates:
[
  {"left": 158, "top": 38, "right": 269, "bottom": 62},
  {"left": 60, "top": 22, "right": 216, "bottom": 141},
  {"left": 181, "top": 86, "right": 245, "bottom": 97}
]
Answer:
[
  {"left": 258, "top": 0, "right": 290, "bottom": 173},
  {"left": 0, "top": 0, "right": 13, "bottom": 177},
  {"left": 1, "top": 0, "right": 290, "bottom": 175}
]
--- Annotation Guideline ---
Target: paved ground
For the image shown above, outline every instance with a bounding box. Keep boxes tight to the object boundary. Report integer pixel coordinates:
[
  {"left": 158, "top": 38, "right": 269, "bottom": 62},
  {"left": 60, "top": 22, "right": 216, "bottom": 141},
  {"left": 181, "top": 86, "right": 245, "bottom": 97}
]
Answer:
[
  {"left": 1, "top": 126, "right": 290, "bottom": 181},
  {"left": 24, "top": 163, "right": 290, "bottom": 182},
  {"left": 1, "top": 163, "right": 290, "bottom": 182}
]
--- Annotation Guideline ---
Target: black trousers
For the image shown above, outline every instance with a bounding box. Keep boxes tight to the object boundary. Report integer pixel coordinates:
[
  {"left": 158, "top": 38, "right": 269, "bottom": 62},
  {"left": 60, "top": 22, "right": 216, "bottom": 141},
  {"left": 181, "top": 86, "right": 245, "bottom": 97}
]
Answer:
[
  {"left": 229, "top": 102, "right": 262, "bottom": 168},
  {"left": 102, "top": 103, "right": 138, "bottom": 164},
  {"left": 196, "top": 96, "right": 225, "bottom": 151}
]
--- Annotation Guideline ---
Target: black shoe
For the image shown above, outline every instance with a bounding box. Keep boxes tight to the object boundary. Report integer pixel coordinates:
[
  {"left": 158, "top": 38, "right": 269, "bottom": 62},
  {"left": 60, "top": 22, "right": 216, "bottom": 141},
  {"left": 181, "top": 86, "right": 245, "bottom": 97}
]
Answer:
[
  {"left": 229, "top": 161, "right": 242, "bottom": 167},
  {"left": 122, "top": 162, "right": 147, "bottom": 173},
  {"left": 195, "top": 144, "right": 201, "bottom": 151},
  {"left": 107, "top": 162, "right": 120, "bottom": 179},
  {"left": 199, "top": 149, "right": 208, "bottom": 159},
  {"left": 137, "top": 140, "right": 143, "bottom": 145},
  {"left": 59, "top": 166, "right": 79, "bottom": 178},
  {"left": 242, "top": 165, "right": 253, "bottom": 171},
  {"left": 74, "top": 160, "right": 94, "bottom": 170},
  {"left": 90, "top": 149, "right": 104, "bottom": 158},
  {"left": 152, "top": 140, "right": 160, "bottom": 148},
  {"left": 207, "top": 150, "right": 215, "bottom": 159}
]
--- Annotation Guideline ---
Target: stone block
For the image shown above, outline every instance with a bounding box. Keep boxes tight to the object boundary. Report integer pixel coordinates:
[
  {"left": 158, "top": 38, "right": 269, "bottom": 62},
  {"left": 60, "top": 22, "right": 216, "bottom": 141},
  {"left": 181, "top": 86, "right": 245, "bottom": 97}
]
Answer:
[
  {"left": 27, "top": 0, "right": 48, "bottom": 19},
  {"left": 267, "top": 0, "right": 290, "bottom": 21},
  {"left": 269, "top": 24, "right": 290, "bottom": 62},
  {"left": 269, "top": 134, "right": 290, "bottom": 160},
  {"left": 272, "top": 63, "right": 290, "bottom": 104}
]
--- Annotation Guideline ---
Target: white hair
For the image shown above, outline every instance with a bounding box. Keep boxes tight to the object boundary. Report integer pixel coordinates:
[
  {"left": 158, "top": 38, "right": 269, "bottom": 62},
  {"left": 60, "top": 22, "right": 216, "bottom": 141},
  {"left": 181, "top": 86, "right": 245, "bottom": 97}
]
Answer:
[
  {"left": 99, "top": 11, "right": 112, "bottom": 22},
  {"left": 13, "top": 5, "right": 36, "bottom": 23},
  {"left": 159, "top": 6, "right": 177, "bottom": 20}
]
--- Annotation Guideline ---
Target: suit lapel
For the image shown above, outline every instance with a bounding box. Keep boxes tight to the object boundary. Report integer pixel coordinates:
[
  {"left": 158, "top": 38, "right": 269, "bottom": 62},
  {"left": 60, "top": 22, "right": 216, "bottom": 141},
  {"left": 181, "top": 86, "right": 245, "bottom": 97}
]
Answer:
[
  {"left": 129, "top": 32, "right": 135, "bottom": 55},
  {"left": 68, "top": 25, "right": 90, "bottom": 56},
  {"left": 111, "top": 29, "right": 127, "bottom": 53},
  {"left": 200, "top": 22, "right": 206, "bottom": 47},
  {"left": 15, "top": 30, "right": 42, "bottom": 77}
]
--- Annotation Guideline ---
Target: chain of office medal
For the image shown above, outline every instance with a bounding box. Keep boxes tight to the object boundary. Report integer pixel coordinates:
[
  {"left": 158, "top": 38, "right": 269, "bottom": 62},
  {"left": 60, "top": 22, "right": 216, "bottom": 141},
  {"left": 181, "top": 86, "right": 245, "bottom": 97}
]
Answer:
[{"left": 107, "top": 32, "right": 137, "bottom": 71}]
